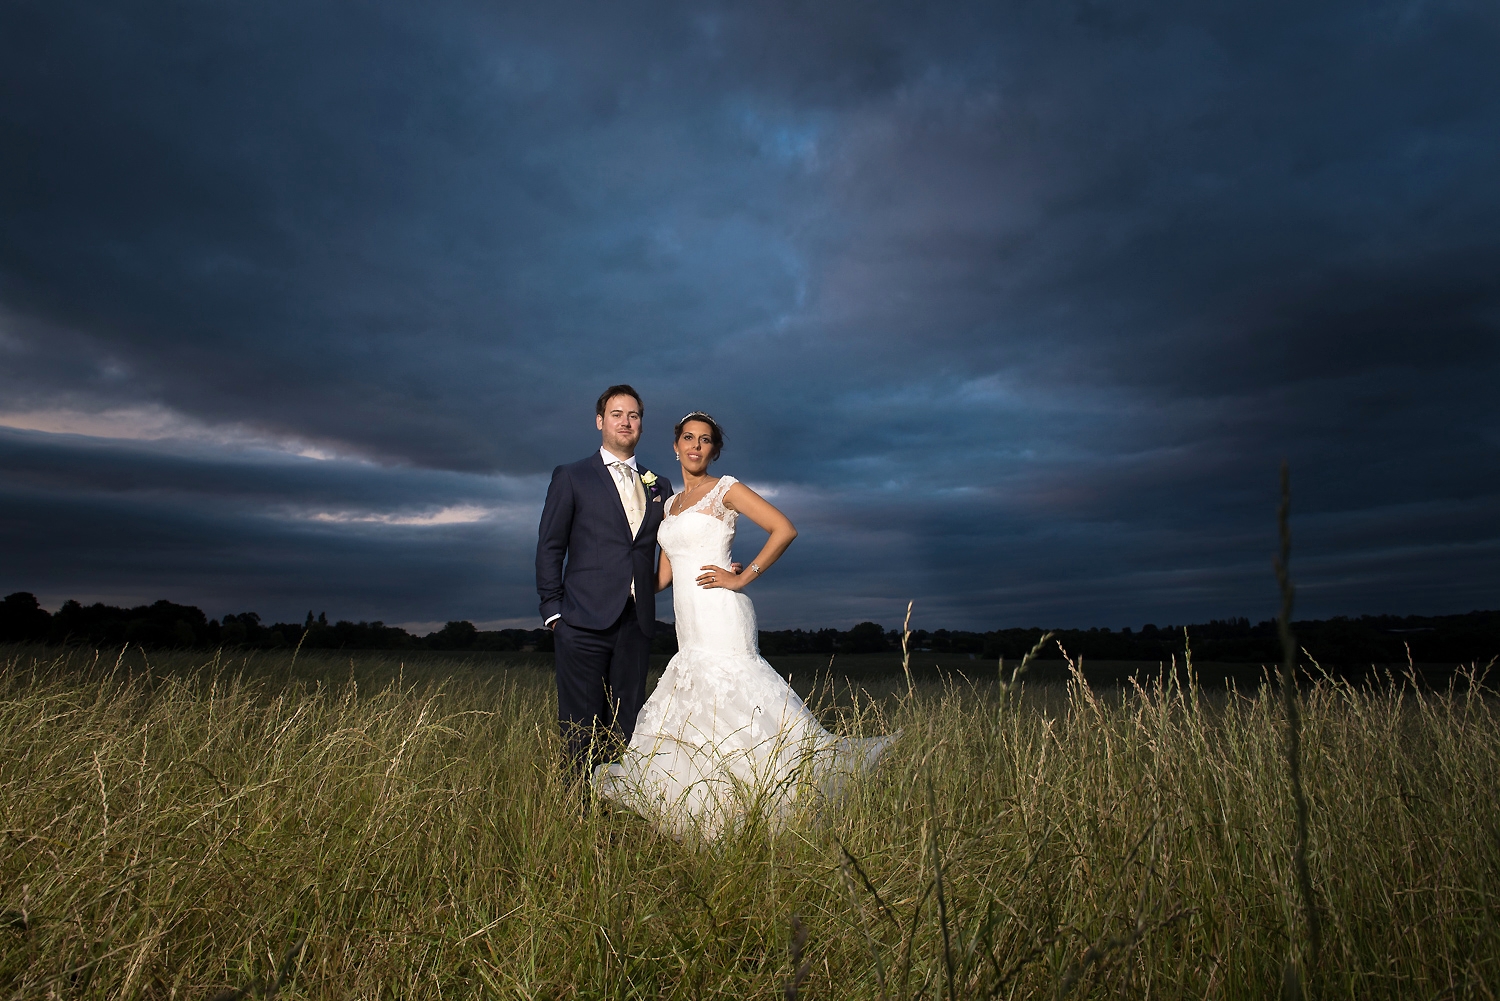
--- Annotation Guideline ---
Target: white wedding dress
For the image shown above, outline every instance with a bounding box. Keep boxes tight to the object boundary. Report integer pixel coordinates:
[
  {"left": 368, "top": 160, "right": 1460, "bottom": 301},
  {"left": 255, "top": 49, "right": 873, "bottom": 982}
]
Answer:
[{"left": 594, "top": 475, "right": 897, "bottom": 841}]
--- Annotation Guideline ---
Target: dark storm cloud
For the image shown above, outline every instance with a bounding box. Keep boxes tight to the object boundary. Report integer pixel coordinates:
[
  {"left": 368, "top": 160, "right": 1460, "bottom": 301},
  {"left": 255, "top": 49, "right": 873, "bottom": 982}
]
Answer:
[
  {"left": 1, "top": 0, "right": 1497, "bottom": 629},
  {"left": 0, "top": 427, "right": 546, "bottom": 626}
]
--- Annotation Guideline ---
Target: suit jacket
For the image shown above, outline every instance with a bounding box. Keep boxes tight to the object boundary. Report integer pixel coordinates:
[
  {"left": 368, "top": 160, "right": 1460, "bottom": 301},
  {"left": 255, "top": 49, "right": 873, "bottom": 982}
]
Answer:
[{"left": 536, "top": 452, "right": 673, "bottom": 635}]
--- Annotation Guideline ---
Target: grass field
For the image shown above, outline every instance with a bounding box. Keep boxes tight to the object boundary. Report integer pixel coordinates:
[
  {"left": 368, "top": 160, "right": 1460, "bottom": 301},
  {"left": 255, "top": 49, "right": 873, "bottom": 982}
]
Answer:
[{"left": 2, "top": 643, "right": 1496, "bottom": 999}]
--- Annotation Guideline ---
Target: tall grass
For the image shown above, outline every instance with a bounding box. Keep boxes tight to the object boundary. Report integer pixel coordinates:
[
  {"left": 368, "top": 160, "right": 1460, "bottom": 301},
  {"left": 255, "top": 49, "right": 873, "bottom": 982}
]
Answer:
[{"left": 1, "top": 644, "right": 1496, "bottom": 998}]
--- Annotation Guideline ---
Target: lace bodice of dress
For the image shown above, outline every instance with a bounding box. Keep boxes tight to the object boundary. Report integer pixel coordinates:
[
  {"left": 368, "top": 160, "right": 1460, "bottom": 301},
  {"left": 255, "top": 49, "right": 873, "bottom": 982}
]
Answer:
[
  {"left": 664, "top": 475, "right": 738, "bottom": 533},
  {"left": 657, "top": 476, "right": 755, "bottom": 657}
]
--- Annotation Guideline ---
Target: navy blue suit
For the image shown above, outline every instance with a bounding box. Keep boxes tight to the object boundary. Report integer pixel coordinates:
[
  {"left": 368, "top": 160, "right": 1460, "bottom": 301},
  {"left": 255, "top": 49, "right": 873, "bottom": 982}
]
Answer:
[{"left": 536, "top": 451, "right": 672, "bottom": 770}]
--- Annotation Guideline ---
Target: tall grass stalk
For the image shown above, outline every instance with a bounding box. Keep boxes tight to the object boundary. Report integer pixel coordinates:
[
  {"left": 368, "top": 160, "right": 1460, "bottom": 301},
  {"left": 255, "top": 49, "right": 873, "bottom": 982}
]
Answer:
[
  {"left": 901, "top": 601, "right": 915, "bottom": 699},
  {"left": 1274, "top": 462, "right": 1322, "bottom": 999},
  {"left": 1, "top": 643, "right": 1495, "bottom": 998}
]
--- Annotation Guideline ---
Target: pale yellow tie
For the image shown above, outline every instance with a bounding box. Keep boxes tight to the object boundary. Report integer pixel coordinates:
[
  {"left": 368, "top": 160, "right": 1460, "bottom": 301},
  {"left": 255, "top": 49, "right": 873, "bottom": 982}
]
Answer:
[
  {"left": 612, "top": 463, "right": 645, "bottom": 600},
  {"left": 613, "top": 462, "right": 645, "bottom": 538}
]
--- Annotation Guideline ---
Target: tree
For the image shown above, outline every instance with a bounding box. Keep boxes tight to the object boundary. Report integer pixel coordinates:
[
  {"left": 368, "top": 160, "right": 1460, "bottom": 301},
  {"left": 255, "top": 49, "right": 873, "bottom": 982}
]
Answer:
[
  {"left": 845, "top": 621, "right": 889, "bottom": 654},
  {"left": 429, "top": 620, "right": 478, "bottom": 650},
  {"left": 0, "top": 592, "right": 51, "bottom": 642}
]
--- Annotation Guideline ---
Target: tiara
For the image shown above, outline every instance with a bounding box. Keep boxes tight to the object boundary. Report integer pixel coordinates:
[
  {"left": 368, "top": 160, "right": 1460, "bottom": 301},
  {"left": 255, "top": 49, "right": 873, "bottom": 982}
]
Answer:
[{"left": 679, "top": 411, "right": 719, "bottom": 426}]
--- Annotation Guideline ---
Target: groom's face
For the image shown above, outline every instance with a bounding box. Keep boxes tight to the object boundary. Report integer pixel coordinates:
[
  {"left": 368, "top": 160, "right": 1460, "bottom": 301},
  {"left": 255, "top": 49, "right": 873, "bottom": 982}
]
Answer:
[{"left": 597, "top": 394, "right": 642, "bottom": 456}]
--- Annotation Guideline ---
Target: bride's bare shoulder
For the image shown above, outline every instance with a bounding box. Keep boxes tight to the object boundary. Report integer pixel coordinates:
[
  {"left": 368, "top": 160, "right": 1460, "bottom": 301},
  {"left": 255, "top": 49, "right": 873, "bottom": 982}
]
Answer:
[{"left": 720, "top": 476, "right": 757, "bottom": 509}]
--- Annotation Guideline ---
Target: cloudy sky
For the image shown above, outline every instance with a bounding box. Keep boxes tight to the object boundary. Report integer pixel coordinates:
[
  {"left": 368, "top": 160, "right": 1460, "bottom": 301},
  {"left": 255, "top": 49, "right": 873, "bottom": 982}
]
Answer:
[{"left": 2, "top": 0, "right": 1497, "bottom": 632}]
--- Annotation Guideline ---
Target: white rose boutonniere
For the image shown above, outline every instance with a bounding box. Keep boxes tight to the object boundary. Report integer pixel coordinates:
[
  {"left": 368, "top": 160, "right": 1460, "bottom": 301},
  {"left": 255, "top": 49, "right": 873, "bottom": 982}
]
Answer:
[{"left": 640, "top": 470, "right": 658, "bottom": 487}]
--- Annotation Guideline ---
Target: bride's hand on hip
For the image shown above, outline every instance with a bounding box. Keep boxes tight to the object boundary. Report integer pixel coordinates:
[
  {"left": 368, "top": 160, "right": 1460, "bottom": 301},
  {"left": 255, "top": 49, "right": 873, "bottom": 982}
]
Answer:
[{"left": 696, "top": 564, "right": 747, "bottom": 591}]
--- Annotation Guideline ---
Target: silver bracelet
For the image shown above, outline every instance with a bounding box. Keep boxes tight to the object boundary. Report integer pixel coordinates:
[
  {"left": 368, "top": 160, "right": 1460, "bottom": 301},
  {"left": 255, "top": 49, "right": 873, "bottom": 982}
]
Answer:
[{"left": 748, "top": 563, "right": 763, "bottom": 575}]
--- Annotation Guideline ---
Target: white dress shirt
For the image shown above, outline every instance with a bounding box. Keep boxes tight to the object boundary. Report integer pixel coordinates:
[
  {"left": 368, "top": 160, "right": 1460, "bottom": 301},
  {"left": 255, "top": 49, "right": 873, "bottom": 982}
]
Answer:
[{"left": 600, "top": 445, "right": 638, "bottom": 475}]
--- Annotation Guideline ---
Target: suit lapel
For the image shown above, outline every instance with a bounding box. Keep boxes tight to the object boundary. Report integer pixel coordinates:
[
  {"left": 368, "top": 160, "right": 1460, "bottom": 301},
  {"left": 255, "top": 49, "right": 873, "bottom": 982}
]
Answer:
[
  {"left": 593, "top": 452, "right": 635, "bottom": 541},
  {"left": 638, "top": 476, "right": 663, "bottom": 542}
]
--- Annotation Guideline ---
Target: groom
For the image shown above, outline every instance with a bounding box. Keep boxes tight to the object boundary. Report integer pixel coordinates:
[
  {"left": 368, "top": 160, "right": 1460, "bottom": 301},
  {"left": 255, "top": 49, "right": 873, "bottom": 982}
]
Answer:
[{"left": 536, "top": 385, "right": 673, "bottom": 773}]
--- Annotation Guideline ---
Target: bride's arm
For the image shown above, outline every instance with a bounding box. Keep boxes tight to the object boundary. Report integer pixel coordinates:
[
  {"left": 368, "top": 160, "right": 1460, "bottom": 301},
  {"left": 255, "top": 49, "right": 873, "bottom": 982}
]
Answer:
[
  {"left": 695, "top": 482, "right": 797, "bottom": 591},
  {"left": 656, "top": 549, "right": 673, "bottom": 592}
]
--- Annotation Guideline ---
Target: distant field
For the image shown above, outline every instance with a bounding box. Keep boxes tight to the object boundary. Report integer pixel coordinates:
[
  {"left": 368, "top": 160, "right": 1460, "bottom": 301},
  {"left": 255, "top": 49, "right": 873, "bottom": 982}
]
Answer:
[
  {"left": 34, "top": 642, "right": 1467, "bottom": 690},
  {"left": 753, "top": 650, "right": 1481, "bottom": 688},
  {"left": 2, "top": 644, "right": 1496, "bottom": 998}
]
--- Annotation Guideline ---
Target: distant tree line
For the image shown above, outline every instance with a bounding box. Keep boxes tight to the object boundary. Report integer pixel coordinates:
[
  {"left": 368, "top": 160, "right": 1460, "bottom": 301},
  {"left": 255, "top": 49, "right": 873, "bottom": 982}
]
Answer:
[
  {"left": 2, "top": 591, "right": 1497, "bottom": 666},
  {"left": 0, "top": 592, "right": 554, "bottom": 654},
  {"left": 703, "top": 614, "right": 1500, "bottom": 667}
]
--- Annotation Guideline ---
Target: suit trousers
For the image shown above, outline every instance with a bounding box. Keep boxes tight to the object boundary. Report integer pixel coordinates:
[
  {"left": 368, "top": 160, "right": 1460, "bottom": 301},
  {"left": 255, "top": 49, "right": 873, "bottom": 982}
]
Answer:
[{"left": 552, "top": 598, "right": 650, "bottom": 774}]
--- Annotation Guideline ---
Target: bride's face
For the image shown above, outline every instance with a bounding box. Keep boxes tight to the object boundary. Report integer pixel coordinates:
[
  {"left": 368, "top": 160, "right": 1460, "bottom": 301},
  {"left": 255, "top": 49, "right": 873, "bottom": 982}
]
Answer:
[{"left": 676, "top": 421, "right": 716, "bottom": 474}]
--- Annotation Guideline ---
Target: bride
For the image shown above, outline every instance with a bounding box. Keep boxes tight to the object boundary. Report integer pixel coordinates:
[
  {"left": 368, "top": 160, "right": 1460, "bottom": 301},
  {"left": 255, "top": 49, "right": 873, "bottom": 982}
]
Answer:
[{"left": 594, "top": 411, "right": 897, "bottom": 840}]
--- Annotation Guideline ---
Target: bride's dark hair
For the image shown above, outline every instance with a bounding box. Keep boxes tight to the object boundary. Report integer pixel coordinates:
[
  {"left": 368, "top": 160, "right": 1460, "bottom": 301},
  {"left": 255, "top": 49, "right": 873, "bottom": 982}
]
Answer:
[{"left": 674, "top": 411, "right": 725, "bottom": 461}]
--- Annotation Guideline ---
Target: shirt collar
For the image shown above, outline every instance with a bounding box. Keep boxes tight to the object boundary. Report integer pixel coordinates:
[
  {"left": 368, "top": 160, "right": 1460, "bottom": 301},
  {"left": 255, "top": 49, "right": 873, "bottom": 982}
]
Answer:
[{"left": 600, "top": 446, "right": 638, "bottom": 471}]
